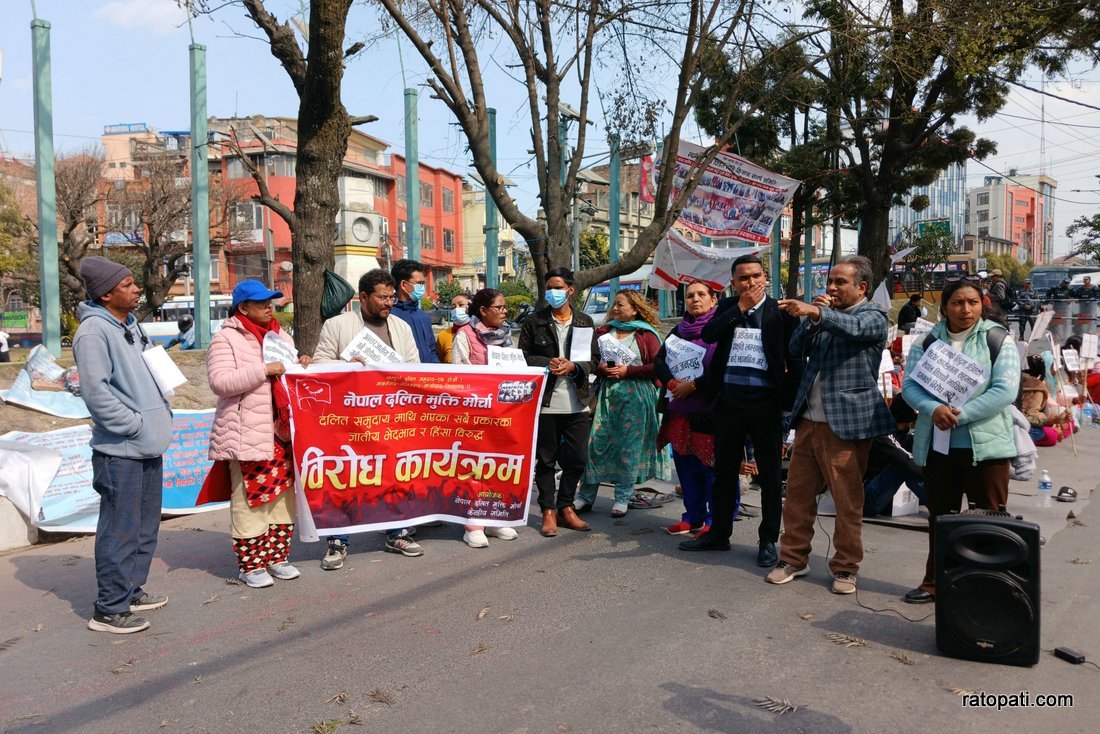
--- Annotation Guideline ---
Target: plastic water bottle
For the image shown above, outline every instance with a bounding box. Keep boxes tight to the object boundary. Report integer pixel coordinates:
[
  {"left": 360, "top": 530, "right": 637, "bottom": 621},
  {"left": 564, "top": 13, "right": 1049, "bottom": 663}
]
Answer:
[
  {"left": 1037, "top": 470, "right": 1053, "bottom": 508},
  {"left": 1082, "top": 403, "right": 1097, "bottom": 430}
]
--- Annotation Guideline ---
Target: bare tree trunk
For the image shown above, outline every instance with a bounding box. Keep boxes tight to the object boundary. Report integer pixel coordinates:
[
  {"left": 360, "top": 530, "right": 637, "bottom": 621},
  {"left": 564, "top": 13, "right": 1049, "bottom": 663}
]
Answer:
[{"left": 857, "top": 196, "right": 892, "bottom": 287}]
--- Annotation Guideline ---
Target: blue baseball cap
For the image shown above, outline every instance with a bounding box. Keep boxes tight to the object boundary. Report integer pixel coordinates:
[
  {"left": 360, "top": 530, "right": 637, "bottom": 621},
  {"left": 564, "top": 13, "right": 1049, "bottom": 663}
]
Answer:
[{"left": 231, "top": 280, "right": 284, "bottom": 311}]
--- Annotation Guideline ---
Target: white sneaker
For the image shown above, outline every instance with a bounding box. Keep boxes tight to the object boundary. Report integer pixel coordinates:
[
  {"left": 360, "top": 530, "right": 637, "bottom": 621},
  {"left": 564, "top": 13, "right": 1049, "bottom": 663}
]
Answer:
[
  {"left": 268, "top": 561, "right": 301, "bottom": 580},
  {"left": 573, "top": 499, "right": 591, "bottom": 513},
  {"left": 486, "top": 527, "right": 518, "bottom": 541},
  {"left": 239, "top": 568, "right": 274, "bottom": 588},
  {"left": 463, "top": 529, "right": 489, "bottom": 548}
]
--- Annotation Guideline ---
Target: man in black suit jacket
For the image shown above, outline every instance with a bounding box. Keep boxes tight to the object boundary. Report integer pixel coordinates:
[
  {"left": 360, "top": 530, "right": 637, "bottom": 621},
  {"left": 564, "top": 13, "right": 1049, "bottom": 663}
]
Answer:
[{"left": 679, "top": 254, "right": 801, "bottom": 566}]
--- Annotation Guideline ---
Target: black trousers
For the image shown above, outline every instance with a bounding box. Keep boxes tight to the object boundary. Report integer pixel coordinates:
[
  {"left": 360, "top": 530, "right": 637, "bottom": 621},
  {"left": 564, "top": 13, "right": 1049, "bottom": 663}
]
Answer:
[
  {"left": 534, "top": 412, "right": 591, "bottom": 511},
  {"left": 709, "top": 398, "right": 784, "bottom": 544}
]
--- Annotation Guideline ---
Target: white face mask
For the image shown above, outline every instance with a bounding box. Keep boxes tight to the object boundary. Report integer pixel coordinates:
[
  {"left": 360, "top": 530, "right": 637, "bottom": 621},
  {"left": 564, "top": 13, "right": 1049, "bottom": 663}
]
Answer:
[{"left": 451, "top": 306, "right": 470, "bottom": 325}]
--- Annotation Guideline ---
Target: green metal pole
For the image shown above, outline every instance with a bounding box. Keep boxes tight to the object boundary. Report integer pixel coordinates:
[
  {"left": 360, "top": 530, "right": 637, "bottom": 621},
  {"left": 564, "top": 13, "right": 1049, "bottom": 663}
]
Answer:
[
  {"left": 485, "top": 108, "right": 499, "bottom": 289},
  {"left": 31, "top": 19, "right": 60, "bottom": 356},
  {"left": 608, "top": 135, "right": 621, "bottom": 296},
  {"left": 190, "top": 43, "right": 211, "bottom": 348},
  {"left": 404, "top": 88, "right": 420, "bottom": 261},
  {"left": 771, "top": 219, "right": 782, "bottom": 300}
]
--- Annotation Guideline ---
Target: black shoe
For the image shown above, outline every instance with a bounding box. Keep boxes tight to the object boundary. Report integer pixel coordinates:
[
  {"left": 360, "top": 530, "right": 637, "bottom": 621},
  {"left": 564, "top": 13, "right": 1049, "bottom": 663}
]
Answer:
[
  {"left": 903, "top": 588, "right": 934, "bottom": 605},
  {"left": 87, "top": 611, "right": 149, "bottom": 634},
  {"left": 679, "top": 531, "right": 731, "bottom": 552},
  {"left": 756, "top": 541, "right": 778, "bottom": 567},
  {"left": 130, "top": 593, "right": 168, "bottom": 612}
]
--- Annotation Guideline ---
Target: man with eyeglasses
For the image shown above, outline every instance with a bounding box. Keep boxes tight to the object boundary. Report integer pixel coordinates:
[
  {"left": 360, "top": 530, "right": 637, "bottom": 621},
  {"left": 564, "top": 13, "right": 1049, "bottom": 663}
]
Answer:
[
  {"left": 390, "top": 258, "right": 440, "bottom": 363},
  {"left": 313, "top": 269, "right": 423, "bottom": 567},
  {"left": 73, "top": 256, "right": 174, "bottom": 634}
]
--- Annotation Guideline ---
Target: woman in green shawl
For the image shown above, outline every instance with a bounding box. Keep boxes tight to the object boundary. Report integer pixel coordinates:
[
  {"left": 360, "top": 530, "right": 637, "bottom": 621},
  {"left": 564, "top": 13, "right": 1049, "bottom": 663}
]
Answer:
[{"left": 575, "top": 290, "right": 670, "bottom": 517}]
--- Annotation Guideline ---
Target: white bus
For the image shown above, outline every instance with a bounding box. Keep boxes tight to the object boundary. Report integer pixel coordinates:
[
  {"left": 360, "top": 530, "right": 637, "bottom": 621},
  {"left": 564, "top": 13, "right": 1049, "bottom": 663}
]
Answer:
[{"left": 141, "top": 295, "right": 234, "bottom": 345}]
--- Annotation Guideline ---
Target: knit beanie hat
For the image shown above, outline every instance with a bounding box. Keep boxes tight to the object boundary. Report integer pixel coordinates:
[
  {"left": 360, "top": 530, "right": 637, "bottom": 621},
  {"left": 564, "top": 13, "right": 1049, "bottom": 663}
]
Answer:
[{"left": 80, "top": 256, "right": 133, "bottom": 302}]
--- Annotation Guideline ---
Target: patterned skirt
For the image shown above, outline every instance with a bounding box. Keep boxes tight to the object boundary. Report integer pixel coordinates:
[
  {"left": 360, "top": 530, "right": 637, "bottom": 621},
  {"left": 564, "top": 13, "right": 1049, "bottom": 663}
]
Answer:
[
  {"left": 239, "top": 439, "right": 295, "bottom": 508},
  {"left": 657, "top": 412, "right": 716, "bottom": 468}
]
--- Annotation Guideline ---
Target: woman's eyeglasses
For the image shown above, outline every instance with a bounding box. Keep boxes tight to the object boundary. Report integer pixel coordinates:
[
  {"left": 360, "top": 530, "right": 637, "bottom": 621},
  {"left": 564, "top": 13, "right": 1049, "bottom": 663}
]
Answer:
[
  {"left": 488, "top": 304, "right": 508, "bottom": 311},
  {"left": 944, "top": 275, "right": 982, "bottom": 284}
]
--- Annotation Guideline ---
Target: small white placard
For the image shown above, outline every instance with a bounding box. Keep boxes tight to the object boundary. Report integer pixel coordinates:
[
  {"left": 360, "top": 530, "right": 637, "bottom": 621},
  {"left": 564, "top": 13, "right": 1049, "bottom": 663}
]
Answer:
[
  {"left": 665, "top": 335, "right": 707, "bottom": 381},
  {"left": 933, "top": 426, "right": 951, "bottom": 454},
  {"left": 725, "top": 327, "right": 767, "bottom": 372},
  {"left": 901, "top": 335, "right": 918, "bottom": 366},
  {"left": 910, "top": 318, "right": 935, "bottom": 336},
  {"left": 488, "top": 346, "right": 527, "bottom": 367},
  {"left": 598, "top": 333, "right": 641, "bottom": 366},
  {"left": 1063, "top": 349, "right": 1081, "bottom": 373},
  {"left": 1081, "top": 333, "right": 1098, "bottom": 361},
  {"left": 568, "top": 327, "right": 594, "bottom": 363},
  {"left": 1028, "top": 309, "right": 1054, "bottom": 344},
  {"left": 141, "top": 345, "right": 187, "bottom": 398},
  {"left": 340, "top": 327, "right": 402, "bottom": 364},
  {"left": 911, "top": 340, "right": 989, "bottom": 407},
  {"left": 879, "top": 348, "right": 894, "bottom": 376},
  {"left": 263, "top": 331, "right": 298, "bottom": 368}
]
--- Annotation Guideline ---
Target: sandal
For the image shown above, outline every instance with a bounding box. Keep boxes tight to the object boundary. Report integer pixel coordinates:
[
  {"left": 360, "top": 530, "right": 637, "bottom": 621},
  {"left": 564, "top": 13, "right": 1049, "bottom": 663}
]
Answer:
[{"left": 628, "top": 490, "right": 675, "bottom": 509}]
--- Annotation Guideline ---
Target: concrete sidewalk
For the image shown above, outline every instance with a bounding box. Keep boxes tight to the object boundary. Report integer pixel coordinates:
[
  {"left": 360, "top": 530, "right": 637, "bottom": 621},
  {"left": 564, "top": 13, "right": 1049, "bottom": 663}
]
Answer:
[{"left": 0, "top": 430, "right": 1097, "bottom": 733}]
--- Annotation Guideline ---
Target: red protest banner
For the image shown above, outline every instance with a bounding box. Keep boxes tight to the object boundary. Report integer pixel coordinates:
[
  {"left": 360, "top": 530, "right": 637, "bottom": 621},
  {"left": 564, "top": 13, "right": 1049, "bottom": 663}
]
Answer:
[{"left": 283, "top": 364, "right": 546, "bottom": 538}]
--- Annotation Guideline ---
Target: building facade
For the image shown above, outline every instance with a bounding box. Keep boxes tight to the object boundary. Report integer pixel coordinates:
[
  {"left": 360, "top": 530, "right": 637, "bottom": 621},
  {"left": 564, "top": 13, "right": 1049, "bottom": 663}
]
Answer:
[
  {"left": 456, "top": 182, "right": 528, "bottom": 292},
  {"left": 964, "top": 172, "right": 1056, "bottom": 265},
  {"left": 213, "top": 116, "right": 465, "bottom": 301},
  {"left": 888, "top": 162, "right": 968, "bottom": 248}
]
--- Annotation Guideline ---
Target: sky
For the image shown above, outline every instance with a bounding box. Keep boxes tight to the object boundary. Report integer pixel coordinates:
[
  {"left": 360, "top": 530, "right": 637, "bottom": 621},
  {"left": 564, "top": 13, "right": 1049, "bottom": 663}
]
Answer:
[{"left": 1, "top": 0, "right": 1097, "bottom": 257}]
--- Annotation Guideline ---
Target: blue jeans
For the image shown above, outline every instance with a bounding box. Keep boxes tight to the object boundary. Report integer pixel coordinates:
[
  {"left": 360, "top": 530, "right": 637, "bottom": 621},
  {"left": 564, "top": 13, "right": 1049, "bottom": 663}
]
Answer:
[
  {"left": 674, "top": 450, "right": 717, "bottom": 527},
  {"left": 863, "top": 464, "right": 926, "bottom": 517},
  {"left": 91, "top": 453, "right": 163, "bottom": 615},
  {"left": 329, "top": 527, "right": 411, "bottom": 547}
]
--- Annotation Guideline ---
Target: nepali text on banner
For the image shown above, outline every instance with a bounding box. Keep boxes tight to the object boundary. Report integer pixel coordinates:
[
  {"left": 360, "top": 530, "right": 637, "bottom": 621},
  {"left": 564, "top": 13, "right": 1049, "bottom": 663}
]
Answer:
[
  {"left": 667, "top": 140, "right": 800, "bottom": 243},
  {"left": 283, "top": 363, "right": 547, "bottom": 541}
]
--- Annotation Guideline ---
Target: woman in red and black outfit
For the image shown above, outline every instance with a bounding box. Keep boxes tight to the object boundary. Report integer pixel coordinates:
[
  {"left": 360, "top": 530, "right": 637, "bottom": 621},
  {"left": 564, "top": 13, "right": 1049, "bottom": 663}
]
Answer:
[{"left": 203, "top": 280, "right": 311, "bottom": 588}]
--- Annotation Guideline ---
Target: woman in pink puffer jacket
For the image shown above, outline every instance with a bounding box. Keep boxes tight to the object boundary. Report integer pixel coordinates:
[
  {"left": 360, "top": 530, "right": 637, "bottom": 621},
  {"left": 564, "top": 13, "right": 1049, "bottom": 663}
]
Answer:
[{"left": 207, "top": 280, "right": 311, "bottom": 589}]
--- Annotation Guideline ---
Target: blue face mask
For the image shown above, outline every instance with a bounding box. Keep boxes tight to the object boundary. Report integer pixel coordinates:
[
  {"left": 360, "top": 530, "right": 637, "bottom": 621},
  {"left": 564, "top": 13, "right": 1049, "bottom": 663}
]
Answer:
[
  {"left": 546, "top": 289, "right": 568, "bottom": 308},
  {"left": 408, "top": 283, "right": 426, "bottom": 302},
  {"left": 451, "top": 307, "right": 470, "bottom": 325}
]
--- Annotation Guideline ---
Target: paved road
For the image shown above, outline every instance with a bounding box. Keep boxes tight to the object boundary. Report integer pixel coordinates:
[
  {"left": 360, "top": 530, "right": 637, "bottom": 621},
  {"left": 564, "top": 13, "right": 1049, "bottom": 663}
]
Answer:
[{"left": 1, "top": 431, "right": 1098, "bottom": 733}]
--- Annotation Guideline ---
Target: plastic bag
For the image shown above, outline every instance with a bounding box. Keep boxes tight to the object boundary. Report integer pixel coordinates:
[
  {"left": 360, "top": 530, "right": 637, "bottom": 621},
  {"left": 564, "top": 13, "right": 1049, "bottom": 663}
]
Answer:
[{"left": 321, "top": 269, "right": 356, "bottom": 320}]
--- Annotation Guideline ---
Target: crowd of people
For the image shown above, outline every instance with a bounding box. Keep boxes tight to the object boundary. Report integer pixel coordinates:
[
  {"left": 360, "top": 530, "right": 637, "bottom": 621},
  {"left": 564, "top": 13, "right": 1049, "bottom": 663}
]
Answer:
[{"left": 70, "top": 251, "right": 1091, "bottom": 634}]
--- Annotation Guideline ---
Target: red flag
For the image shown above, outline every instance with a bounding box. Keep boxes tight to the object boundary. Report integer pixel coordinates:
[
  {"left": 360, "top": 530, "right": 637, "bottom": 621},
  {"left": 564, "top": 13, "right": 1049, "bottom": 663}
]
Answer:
[{"left": 639, "top": 155, "right": 655, "bottom": 203}]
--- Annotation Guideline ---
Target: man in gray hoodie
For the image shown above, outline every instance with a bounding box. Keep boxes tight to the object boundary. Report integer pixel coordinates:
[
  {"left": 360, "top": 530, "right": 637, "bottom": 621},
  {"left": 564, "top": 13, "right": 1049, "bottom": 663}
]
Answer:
[{"left": 73, "top": 256, "right": 174, "bottom": 634}]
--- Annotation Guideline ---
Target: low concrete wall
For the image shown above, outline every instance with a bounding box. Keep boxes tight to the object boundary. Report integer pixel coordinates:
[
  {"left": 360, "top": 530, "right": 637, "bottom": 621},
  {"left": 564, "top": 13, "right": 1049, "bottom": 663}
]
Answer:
[{"left": 0, "top": 496, "right": 38, "bottom": 552}]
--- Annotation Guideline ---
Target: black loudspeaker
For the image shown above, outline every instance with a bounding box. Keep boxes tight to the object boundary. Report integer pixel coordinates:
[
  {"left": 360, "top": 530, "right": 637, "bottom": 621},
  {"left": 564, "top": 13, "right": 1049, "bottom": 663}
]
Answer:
[{"left": 935, "top": 509, "right": 1041, "bottom": 667}]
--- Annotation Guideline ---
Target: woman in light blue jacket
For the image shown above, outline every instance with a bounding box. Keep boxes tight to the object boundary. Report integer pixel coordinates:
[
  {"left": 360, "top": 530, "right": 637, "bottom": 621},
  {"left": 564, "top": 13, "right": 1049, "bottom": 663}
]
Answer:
[{"left": 900, "top": 278, "right": 1019, "bottom": 605}]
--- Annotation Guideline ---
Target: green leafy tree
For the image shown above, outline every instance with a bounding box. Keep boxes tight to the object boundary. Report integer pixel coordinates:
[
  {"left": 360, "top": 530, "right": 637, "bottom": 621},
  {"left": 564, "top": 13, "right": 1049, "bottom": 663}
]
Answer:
[
  {"left": 901, "top": 227, "right": 956, "bottom": 297},
  {"left": 985, "top": 253, "right": 1033, "bottom": 287},
  {"left": 1067, "top": 214, "right": 1100, "bottom": 264},
  {"left": 579, "top": 231, "right": 609, "bottom": 272},
  {"left": 0, "top": 185, "right": 35, "bottom": 310},
  {"left": 498, "top": 280, "right": 534, "bottom": 300},
  {"left": 435, "top": 278, "right": 466, "bottom": 304}
]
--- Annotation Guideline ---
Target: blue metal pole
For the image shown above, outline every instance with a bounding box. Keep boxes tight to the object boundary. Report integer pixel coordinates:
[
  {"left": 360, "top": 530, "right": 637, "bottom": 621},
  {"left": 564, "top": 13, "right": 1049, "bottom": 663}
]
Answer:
[
  {"left": 771, "top": 219, "right": 782, "bottom": 300},
  {"left": 608, "top": 135, "right": 621, "bottom": 296},
  {"left": 485, "top": 108, "right": 499, "bottom": 289},
  {"left": 802, "top": 204, "right": 814, "bottom": 300},
  {"left": 31, "top": 19, "right": 60, "bottom": 356},
  {"left": 189, "top": 43, "right": 211, "bottom": 348},
  {"left": 404, "top": 88, "right": 420, "bottom": 261}
]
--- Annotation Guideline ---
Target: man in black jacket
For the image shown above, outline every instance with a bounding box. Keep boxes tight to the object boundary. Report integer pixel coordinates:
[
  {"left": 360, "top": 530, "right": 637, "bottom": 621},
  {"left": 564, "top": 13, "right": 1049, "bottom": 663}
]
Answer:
[
  {"left": 518, "top": 267, "right": 597, "bottom": 538},
  {"left": 679, "top": 254, "right": 801, "bottom": 566},
  {"left": 896, "top": 294, "right": 922, "bottom": 333}
]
